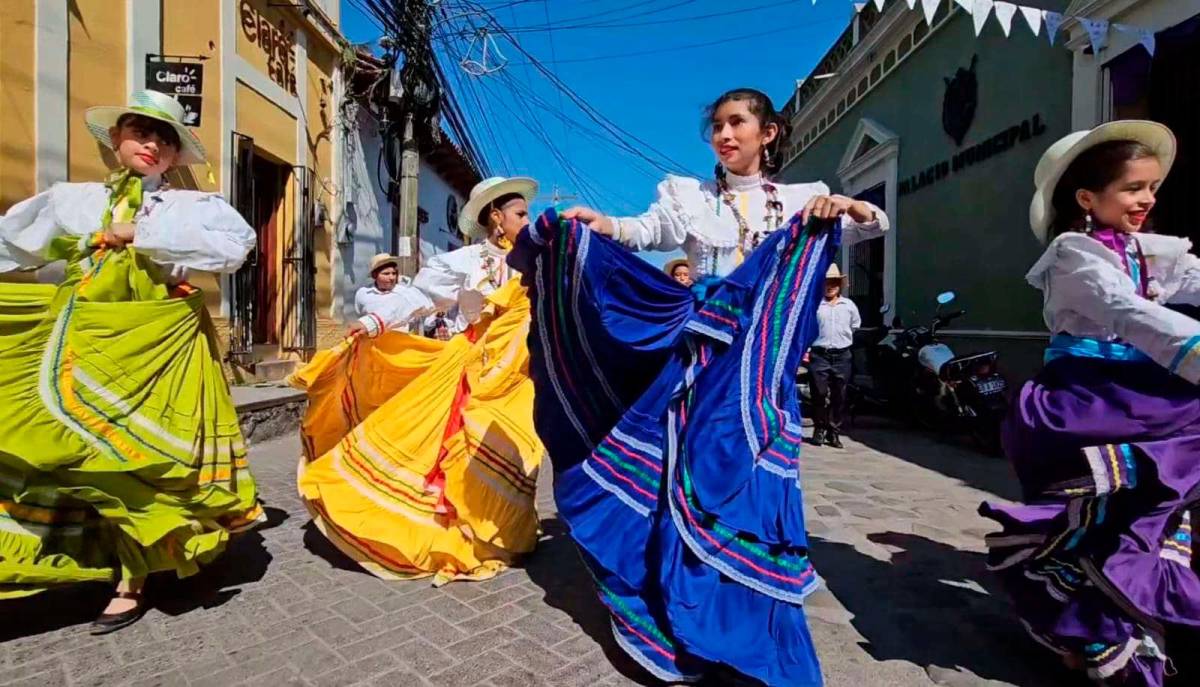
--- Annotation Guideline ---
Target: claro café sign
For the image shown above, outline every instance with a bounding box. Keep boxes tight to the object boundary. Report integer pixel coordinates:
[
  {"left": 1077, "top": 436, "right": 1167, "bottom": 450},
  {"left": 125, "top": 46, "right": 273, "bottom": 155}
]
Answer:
[{"left": 240, "top": 1, "right": 298, "bottom": 95}]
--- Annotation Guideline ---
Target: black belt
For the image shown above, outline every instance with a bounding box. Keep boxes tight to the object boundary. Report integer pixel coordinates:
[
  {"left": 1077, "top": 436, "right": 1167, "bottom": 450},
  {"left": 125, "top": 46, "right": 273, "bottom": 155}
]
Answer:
[{"left": 810, "top": 346, "right": 850, "bottom": 355}]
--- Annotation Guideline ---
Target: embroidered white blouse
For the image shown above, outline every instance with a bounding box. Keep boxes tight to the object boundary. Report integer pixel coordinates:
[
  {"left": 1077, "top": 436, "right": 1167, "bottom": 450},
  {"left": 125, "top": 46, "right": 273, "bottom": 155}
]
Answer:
[
  {"left": 0, "top": 178, "right": 256, "bottom": 279},
  {"left": 611, "top": 172, "right": 890, "bottom": 279},
  {"left": 1027, "top": 232, "right": 1200, "bottom": 383},
  {"left": 359, "top": 240, "right": 514, "bottom": 337}
]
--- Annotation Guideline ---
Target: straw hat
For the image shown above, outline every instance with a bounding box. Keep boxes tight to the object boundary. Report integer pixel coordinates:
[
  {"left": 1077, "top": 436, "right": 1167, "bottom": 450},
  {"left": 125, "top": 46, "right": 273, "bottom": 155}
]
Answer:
[
  {"left": 664, "top": 258, "right": 690, "bottom": 277},
  {"left": 369, "top": 253, "right": 399, "bottom": 275},
  {"left": 460, "top": 176, "right": 538, "bottom": 239},
  {"left": 85, "top": 90, "right": 207, "bottom": 166},
  {"left": 1029, "top": 120, "right": 1175, "bottom": 244},
  {"left": 825, "top": 263, "right": 848, "bottom": 284}
]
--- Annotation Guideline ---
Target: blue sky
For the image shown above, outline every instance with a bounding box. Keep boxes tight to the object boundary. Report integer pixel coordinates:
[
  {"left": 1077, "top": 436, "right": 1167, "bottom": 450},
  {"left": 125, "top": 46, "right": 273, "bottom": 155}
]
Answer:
[{"left": 341, "top": 0, "right": 862, "bottom": 229}]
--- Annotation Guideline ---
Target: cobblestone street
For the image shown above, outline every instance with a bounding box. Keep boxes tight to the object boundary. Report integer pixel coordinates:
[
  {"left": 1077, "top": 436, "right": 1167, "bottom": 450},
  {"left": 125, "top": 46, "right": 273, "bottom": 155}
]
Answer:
[{"left": 2, "top": 420, "right": 1089, "bottom": 687}]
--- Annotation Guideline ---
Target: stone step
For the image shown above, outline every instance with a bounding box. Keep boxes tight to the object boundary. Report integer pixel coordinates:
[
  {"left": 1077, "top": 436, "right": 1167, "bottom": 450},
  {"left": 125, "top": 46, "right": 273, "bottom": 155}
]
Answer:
[{"left": 231, "top": 384, "right": 306, "bottom": 446}]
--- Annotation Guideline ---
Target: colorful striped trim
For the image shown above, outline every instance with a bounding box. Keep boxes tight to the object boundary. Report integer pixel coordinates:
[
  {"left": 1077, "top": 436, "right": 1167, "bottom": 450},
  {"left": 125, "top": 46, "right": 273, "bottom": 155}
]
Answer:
[{"left": 1168, "top": 335, "right": 1200, "bottom": 375}]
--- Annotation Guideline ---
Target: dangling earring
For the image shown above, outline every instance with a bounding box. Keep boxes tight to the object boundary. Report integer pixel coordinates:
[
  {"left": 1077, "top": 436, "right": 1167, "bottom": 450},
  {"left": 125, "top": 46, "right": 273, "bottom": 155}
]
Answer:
[
  {"left": 762, "top": 147, "right": 772, "bottom": 172},
  {"left": 1084, "top": 212, "right": 1095, "bottom": 234},
  {"left": 494, "top": 225, "right": 512, "bottom": 250}
]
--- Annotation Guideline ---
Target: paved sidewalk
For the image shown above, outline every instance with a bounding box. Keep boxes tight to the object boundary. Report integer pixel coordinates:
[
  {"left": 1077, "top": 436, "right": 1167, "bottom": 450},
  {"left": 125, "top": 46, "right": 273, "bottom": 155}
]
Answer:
[{"left": 2, "top": 420, "right": 1094, "bottom": 687}]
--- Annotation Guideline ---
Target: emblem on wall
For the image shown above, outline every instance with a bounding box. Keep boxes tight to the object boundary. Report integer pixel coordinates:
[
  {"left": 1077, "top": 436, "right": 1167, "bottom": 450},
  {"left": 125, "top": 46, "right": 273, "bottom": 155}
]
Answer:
[{"left": 942, "top": 55, "right": 978, "bottom": 147}]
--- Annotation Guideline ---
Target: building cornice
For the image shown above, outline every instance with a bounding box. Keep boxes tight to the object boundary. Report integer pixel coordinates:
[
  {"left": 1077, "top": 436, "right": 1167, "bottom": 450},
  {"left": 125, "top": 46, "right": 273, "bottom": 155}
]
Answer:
[{"left": 784, "top": 3, "right": 960, "bottom": 166}]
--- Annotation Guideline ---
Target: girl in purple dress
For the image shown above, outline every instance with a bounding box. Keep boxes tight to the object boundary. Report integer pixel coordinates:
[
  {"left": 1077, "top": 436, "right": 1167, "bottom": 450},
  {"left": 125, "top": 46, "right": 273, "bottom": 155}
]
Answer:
[{"left": 981, "top": 120, "right": 1200, "bottom": 686}]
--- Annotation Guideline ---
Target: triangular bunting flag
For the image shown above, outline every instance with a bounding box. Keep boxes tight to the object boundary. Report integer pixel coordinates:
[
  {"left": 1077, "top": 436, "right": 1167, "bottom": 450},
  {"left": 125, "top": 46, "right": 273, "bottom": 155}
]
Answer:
[
  {"left": 906, "top": 0, "right": 917, "bottom": 8},
  {"left": 993, "top": 1, "right": 1017, "bottom": 36},
  {"left": 1114, "top": 23, "right": 1156, "bottom": 56},
  {"left": 921, "top": 0, "right": 940, "bottom": 25},
  {"left": 954, "top": 0, "right": 972, "bottom": 10},
  {"left": 854, "top": 2, "right": 867, "bottom": 13},
  {"left": 1043, "top": 10, "right": 1065, "bottom": 45},
  {"left": 972, "top": 0, "right": 994, "bottom": 36},
  {"left": 874, "top": 0, "right": 886, "bottom": 12},
  {"left": 1019, "top": 5, "right": 1042, "bottom": 36},
  {"left": 1080, "top": 17, "right": 1110, "bottom": 53}
]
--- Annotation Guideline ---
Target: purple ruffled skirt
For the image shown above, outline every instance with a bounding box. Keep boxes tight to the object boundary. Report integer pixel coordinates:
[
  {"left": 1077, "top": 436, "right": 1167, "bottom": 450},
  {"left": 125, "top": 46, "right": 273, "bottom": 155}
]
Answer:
[{"left": 980, "top": 356, "right": 1200, "bottom": 686}]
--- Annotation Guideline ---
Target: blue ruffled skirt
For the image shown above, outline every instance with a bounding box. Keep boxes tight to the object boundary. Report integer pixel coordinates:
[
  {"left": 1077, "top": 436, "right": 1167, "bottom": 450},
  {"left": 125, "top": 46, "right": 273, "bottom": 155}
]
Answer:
[{"left": 508, "top": 209, "right": 839, "bottom": 685}]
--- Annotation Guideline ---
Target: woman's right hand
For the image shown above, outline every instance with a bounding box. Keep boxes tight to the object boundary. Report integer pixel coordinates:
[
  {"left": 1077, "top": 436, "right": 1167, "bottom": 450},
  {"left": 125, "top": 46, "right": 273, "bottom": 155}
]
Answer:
[
  {"left": 561, "top": 206, "right": 615, "bottom": 237},
  {"left": 102, "top": 222, "right": 136, "bottom": 248},
  {"left": 346, "top": 321, "right": 368, "bottom": 337}
]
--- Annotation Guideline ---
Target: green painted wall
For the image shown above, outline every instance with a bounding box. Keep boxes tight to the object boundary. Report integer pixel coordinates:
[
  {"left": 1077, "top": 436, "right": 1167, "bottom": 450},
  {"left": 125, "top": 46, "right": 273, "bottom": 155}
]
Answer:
[{"left": 781, "top": 9, "right": 1073, "bottom": 355}]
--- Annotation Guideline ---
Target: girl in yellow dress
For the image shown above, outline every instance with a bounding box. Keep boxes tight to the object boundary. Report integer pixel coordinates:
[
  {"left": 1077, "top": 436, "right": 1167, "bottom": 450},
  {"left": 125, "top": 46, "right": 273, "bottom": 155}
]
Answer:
[{"left": 294, "top": 177, "right": 544, "bottom": 584}]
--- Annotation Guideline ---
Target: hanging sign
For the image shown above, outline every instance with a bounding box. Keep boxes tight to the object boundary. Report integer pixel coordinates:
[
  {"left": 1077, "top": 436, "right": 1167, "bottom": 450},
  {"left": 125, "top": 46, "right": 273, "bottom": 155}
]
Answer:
[{"left": 144, "top": 58, "right": 205, "bottom": 126}]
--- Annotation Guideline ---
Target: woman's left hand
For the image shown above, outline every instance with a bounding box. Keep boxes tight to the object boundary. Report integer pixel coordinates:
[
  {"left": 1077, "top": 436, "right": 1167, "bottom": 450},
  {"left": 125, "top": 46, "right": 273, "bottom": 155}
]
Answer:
[{"left": 801, "top": 195, "right": 876, "bottom": 225}]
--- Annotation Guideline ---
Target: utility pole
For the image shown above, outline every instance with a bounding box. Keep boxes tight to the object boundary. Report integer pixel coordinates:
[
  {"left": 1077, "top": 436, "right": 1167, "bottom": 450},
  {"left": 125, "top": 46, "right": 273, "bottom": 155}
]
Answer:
[
  {"left": 397, "top": 110, "right": 419, "bottom": 276},
  {"left": 392, "top": 0, "right": 437, "bottom": 278}
]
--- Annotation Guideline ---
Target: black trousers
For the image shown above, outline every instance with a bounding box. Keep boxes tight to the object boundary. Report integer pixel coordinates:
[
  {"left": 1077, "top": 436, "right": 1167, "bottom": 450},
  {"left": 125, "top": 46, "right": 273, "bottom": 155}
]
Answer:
[{"left": 809, "top": 346, "right": 852, "bottom": 434}]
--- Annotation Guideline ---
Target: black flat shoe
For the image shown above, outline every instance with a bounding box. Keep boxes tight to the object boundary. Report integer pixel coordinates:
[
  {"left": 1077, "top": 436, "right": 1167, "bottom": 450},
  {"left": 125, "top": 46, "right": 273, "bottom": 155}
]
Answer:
[
  {"left": 91, "top": 591, "right": 146, "bottom": 635},
  {"left": 809, "top": 430, "right": 826, "bottom": 446},
  {"left": 827, "top": 434, "right": 844, "bottom": 449}
]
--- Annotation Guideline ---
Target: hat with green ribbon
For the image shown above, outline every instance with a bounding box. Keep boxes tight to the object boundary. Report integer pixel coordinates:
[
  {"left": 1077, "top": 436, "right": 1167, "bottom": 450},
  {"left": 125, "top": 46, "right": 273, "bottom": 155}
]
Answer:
[{"left": 85, "top": 90, "right": 207, "bottom": 166}]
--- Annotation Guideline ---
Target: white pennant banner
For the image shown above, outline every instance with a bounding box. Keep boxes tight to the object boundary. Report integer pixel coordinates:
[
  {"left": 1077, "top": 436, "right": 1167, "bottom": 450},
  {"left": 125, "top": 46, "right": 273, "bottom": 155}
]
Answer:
[
  {"left": 954, "top": 0, "right": 972, "bottom": 10},
  {"left": 1043, "top": 10, "right": 1065, "bottom": 45},
  {"left": 1019, "top": 5, "right": 1042, "bottom": 37},
  {"left": 992, "top": 2, "right": 1017, "bottom": 37},
  {"left": 906, "top": 0, "right": 917, "bottom": 8},
  {"left": 873, "top": 0, "right": 886, "bottom": 12},
  {"left": 920, "top": 0, "right": 940, "bottom": 25},
  {"left": 971, "top": 0, "right": 994, "bottom": 36},
  {"left": 1114, "top": 23, "right": 1157, "bottom": 57},
  {"left": 1079, "top": 17, "right": 1110, "bottom": 53}
]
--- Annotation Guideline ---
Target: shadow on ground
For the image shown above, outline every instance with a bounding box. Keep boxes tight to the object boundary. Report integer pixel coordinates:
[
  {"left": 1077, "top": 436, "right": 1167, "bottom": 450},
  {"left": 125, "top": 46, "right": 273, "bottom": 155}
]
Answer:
[
  {"left": 522, "top": 516, "right": 664, "bottom": 686},
  {"left": 847, "top": 414, "right": 1022, "bottom": 501},
  {"left": 811, "top": 531, "right": 1087, "bottom": 687},
  {"left": 0, "top": 506, "right": 288, "bottom": 640}
]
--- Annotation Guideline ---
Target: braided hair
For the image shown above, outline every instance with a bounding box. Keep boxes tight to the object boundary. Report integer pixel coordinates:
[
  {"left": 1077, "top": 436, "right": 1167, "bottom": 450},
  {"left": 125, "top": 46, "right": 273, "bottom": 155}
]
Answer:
[{"left": 704, "top": 88, "right": 792, "bottom": 192}]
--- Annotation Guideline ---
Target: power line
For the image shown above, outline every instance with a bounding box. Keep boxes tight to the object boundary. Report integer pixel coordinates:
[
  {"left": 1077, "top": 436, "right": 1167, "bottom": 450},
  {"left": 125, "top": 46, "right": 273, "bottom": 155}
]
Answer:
[{"left": 482, "top": 0, "right": 796, "bottom": 34}]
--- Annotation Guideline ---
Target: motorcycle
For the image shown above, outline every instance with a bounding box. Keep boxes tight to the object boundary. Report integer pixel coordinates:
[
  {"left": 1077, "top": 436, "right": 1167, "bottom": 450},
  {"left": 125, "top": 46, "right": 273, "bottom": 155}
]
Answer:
[{"left": 878, "top": 292, "right": 1009, "bottom": 454}]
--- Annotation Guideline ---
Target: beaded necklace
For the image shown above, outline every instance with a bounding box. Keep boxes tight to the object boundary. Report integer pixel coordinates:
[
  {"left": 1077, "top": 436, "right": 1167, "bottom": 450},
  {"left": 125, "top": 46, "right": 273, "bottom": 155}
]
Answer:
[{"left": 713, "top": 172, "right": 785, "bottom": 269}]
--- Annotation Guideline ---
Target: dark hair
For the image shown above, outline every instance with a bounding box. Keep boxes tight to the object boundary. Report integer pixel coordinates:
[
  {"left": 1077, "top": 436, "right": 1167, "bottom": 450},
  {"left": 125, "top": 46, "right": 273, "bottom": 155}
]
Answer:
[
  {"left": 703, "top": 88, "right": 792, "bottom": 182},
  {"left": 1050, "top": 139, "right": 1158, "bottom": 236},
  {"left": 115, "top": 113, "right": 182, "bottom": 150},
  {"left": 476, "top": 192, "right": 524, "bottom": 229}
]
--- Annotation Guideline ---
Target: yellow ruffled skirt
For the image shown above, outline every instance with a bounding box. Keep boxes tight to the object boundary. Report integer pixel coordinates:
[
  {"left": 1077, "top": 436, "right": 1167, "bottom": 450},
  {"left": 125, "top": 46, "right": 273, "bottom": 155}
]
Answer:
[{"left": 293, "top": 281, "right": 543, "bottom": 584}]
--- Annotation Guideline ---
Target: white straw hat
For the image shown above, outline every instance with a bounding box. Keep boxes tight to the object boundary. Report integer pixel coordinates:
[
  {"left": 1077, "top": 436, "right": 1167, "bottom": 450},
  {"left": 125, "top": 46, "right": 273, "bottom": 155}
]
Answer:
[
  {"left": 1029, "top": 120, "right": 1175, "bottom": 244},
  {"left": 84, "top": 90, "right": 207, "bottom": 166},
  {"left": 369, "top": 253, "right": 399, "bottom": 275},
  {"left": 460, "top": 176, "right": 538, "bottom": 239},
  {"left": 825, "top": 263, "right": 848, "bottom": 283}
]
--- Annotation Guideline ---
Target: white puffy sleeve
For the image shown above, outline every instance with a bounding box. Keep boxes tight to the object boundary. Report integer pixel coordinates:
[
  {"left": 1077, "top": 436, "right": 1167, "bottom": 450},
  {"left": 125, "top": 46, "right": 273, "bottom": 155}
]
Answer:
[
  {"left": 1143, "top": 236, "right": 1200, "bottom": 306},
  {"left": 356, "top": 286, "right": 435, "bottom": 338},
  {"left": 1038, "top": 241, "right": 1200, "bottom": 383},
  {"left": 609, "top": 176, "right": 696, "bottom": 253},
  {"left": 0, "top": 190, "right": 61, "bottom": 272},
  {"left": 353, "top": 287, "right": 369, "bottom": 316},
  {"left": 412, "top": 250, "right": 469, "bottom": 311},
  {"left": 133, "top": 191, "right": 256, "bottom": 274}
]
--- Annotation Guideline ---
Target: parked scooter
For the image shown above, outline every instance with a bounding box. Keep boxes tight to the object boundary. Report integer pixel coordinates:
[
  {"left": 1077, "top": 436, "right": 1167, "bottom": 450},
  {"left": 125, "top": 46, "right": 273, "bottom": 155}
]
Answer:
[{"left": 874, "top": 292, "right": 1009, "bottom": 454}]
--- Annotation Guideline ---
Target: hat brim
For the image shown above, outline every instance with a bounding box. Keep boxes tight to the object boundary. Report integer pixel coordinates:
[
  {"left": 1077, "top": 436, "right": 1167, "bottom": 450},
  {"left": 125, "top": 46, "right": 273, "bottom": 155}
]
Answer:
[
  {"left": 460, "top": 177, "right": 539, "bottom": 239},
  {"left": 1030, "top": 120, "right": 1176, "bottom": 244},
  {"left": 84, "top": 105, "right": 207, "bottom": 166},
  {"left": 370, "top": 258, "right": 399, "bottom": 275},
  {"left": 663, "top": 258, "right": 689, "bottom": 276}
]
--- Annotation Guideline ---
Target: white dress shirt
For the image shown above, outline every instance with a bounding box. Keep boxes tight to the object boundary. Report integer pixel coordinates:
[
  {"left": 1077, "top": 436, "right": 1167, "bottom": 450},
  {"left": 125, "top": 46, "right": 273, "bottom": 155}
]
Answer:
[
  {"left": 611, "top": 171, "right": 890, "bottom": 279},
  {"left": 812, "top": 297, "right": 861, "bottom": 350},
  {"left": 354, "top": 283, "right": 432, "bottom": 334},
  {"left": 359, "top": 240, "right": 516, "bottom": 338},
  {"left": 1027, "top": 232, "right": 1200, "bottom": 383},
  {"left": 0, "top": 177, "right": 256, "bottom": 278}
]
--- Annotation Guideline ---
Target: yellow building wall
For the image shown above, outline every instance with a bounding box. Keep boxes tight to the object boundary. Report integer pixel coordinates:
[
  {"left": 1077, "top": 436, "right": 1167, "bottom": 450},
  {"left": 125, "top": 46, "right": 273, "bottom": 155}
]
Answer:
[
  {"left": 162, "top": 0, "right": 222, "bottom": 193},
  {"left": 236, "top": 0, "right": 298, "bottom": 96},
  {"left": 306, "top": 42, "right": 336, "bottom": 316},
  {"left": 236, "top": 81, "right": 297, "bottom": 166},
  {"left": 67, "top": 1, "right": 127, "bottom": 182},
  {"left": 162, "top": 0, "right": 225, "bottom": 314},
  {"left": 0, "top": 0, "right": 36, "bottom": 210}
]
